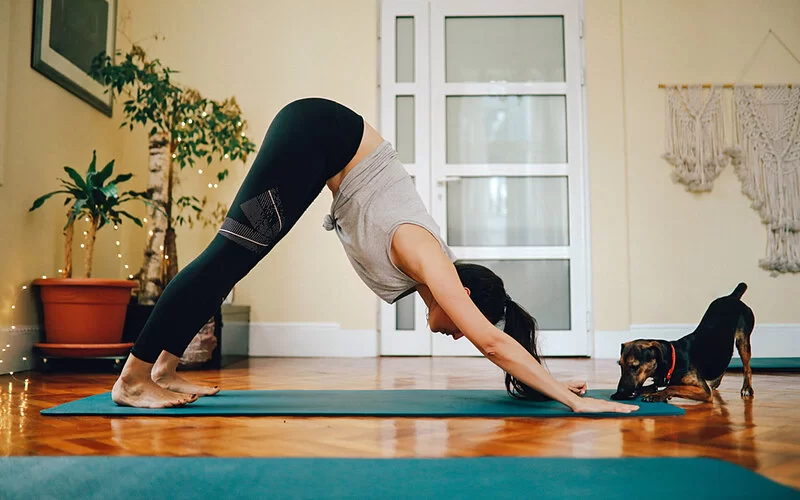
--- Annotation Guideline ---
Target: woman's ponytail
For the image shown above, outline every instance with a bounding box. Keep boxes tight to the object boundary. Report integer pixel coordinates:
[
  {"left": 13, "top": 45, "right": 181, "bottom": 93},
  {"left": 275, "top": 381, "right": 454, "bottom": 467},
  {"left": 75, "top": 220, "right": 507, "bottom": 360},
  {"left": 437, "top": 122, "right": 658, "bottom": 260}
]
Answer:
[
  {"left": 453, "top": 262, "right": 546, "bottom": 400},
  {"left": 502, "top": 298, "right": 547, "bottom": 400}
]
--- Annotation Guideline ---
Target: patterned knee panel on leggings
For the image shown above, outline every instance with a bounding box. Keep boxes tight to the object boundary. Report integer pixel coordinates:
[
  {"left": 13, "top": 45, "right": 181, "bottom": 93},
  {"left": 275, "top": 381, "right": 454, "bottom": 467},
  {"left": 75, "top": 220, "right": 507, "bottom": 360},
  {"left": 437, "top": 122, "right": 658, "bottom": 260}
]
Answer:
[{"left": 218, "top": 187, "right": 285, "bottom": 254}]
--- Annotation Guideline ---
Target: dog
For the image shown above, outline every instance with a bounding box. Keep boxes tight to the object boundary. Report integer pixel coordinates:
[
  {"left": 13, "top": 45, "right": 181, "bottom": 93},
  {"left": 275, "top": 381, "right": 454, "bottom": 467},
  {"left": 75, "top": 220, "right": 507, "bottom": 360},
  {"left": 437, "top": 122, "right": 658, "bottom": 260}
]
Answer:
[{"left": 610, "top": 283, "right": 755, "bottom": 402}]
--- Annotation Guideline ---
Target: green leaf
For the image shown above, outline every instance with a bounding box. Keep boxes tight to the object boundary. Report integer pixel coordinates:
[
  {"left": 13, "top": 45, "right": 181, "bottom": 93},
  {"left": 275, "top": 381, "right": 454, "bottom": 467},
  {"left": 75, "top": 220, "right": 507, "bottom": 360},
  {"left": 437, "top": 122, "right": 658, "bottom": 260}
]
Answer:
[
  {"left": 119, "top": 189, "right": 149, "bottom": 199},
  {"left": 109, "top": 173, "right": 134, "bottom": 185},
  {"left": 63, "top": 167, "right": 88, "bottom": 192},
  {"left": 100, "top": 184, "right": 119, "bottom": 199},
  {"left": 88, "top": 150, "right": 98, "bottom": 173},
  {"left": 95, "top": 159, "right": 115, "bottom": 186},
  {"left": 117, "top": 210, "right": 143, "bottom": 227},
  {"left": 29, "top": 190, "right": 70, "bottom": 211}
]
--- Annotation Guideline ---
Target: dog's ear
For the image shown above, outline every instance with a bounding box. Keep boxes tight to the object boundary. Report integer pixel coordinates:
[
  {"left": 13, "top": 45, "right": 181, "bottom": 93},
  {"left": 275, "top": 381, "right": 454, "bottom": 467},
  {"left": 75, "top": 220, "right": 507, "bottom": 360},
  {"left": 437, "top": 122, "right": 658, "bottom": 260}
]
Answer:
[
  {"left": 619, "top": 343, "right": 625, "bottom": 355},
  {"left": 648, "top": 343, "right": 667, "bottom": 366}
]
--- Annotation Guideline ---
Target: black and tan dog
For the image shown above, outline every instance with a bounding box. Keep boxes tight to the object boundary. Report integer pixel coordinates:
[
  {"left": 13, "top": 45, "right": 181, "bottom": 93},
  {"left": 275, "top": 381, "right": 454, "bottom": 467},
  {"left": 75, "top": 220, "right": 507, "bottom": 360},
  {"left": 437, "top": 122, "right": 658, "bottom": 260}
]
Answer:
[{"left": 611, "top": 283, "right": 755, "bottom": 402}]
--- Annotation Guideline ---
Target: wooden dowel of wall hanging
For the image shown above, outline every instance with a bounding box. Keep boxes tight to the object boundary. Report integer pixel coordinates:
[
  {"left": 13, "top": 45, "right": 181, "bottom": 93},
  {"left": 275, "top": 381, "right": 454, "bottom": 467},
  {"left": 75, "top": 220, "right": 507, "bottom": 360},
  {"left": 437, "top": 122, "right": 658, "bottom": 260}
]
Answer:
[{"left": 658, "top": 83, "right": 794, "bottom": 89}]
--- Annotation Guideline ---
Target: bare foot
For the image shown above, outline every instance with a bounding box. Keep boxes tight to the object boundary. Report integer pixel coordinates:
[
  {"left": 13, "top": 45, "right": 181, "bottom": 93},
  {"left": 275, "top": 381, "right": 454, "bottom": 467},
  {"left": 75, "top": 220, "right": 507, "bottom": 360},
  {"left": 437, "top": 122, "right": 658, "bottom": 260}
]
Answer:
[
  {"left": 151, "top": 350, "right": 220, "bottom": 397},
  {"left": 112, "top": 375, "right": 198, "bottom": 408},
  {"left": 152, "top": 372, "right": 220, "bottom": 397}
]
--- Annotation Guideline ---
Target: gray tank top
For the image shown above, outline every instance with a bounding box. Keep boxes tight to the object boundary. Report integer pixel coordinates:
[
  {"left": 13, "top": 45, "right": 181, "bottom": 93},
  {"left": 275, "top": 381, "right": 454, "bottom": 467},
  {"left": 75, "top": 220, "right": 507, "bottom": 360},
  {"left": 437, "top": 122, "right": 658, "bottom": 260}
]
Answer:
[{"left": 323, "top": 141, "right": 455, "bottom": 303}]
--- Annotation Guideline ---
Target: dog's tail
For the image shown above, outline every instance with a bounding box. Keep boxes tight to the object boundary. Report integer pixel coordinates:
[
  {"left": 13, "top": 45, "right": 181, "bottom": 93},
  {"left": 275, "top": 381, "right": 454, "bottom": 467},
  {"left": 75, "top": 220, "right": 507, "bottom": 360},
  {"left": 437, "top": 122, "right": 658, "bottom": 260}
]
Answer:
[{"left": 731, "top": 282, "right": 747, "bottom": 299}]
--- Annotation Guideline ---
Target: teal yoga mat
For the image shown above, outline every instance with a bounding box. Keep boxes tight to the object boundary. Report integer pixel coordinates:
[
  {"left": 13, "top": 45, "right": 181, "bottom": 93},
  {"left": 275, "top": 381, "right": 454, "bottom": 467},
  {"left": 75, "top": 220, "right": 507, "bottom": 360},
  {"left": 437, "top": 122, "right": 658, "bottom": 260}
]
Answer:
[
  {"left": 0, "top": 457, "right": 796, "bottom": 499},
  {"left": 728, "top": 357, "right": 800, "bottom": 372},
  {"left": 41, "top": 389, "right": 683, "bottom": 417}
]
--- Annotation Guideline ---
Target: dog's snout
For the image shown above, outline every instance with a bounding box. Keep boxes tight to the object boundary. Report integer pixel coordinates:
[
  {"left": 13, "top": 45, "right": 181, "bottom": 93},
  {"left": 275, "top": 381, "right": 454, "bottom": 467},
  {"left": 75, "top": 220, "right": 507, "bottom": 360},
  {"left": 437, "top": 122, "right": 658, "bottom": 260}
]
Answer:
[{"left": 610, "top": 391, "right": 636, "bottom": 401}]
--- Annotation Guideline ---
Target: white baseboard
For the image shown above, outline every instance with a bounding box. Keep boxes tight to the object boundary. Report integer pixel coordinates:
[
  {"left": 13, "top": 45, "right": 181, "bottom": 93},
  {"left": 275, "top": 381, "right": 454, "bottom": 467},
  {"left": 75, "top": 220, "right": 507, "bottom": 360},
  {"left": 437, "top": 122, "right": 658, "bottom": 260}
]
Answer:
[
  {"left": 594, "top": 324, "right": 800, "bottom": 359},
  {"left": 249, "top": 322, "right": 378, "bottom": 357},
  {"left": 7, "top": 322, "right": 793, "bottom": 362},
  {"left": 0, "top": 326, "right": 41, "bottom": 374}
]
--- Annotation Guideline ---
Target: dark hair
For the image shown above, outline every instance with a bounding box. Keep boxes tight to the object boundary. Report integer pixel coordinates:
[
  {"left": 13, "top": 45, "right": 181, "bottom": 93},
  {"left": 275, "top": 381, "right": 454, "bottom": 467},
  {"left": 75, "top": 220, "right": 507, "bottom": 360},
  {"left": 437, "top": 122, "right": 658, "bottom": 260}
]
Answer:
[{"left": 454, "top": 262, "right": 546, "bottom": 400}]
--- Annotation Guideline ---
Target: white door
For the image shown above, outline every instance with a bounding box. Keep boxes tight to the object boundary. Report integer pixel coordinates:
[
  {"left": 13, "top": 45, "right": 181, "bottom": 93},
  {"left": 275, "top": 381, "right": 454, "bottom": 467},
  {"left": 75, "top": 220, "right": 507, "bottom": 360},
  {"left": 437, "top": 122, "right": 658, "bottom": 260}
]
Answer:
[{"left": 380, "top": 0, "right": 590, "bottom": 357}]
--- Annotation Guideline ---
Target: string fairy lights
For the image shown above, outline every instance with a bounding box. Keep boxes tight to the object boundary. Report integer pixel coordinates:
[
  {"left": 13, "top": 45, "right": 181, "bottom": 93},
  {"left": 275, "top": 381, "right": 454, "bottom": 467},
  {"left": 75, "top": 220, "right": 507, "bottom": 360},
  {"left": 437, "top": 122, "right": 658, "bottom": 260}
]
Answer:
[{"left": 2, "top": 216, "right": 140, "bottom": 374}]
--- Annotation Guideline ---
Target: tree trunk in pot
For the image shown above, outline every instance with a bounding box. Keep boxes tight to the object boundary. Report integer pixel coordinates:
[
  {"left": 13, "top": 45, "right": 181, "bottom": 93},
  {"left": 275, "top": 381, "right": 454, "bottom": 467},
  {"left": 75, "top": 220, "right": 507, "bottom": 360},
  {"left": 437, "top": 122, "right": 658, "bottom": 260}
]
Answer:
[
  {"left": 138, "top": 132, "right": 170, "bottom": 305},
  {"left": 84, "top": 216, "right": 98, "bottom": 278},
  {"left": 163, "top": 142, "right": 179, "bottom": 285},
  {"left": 63, "top": 210, "right": 73, "bottom": 278},
  {"left": 164, "top": 226, "right": 179, "bottom": 284}
]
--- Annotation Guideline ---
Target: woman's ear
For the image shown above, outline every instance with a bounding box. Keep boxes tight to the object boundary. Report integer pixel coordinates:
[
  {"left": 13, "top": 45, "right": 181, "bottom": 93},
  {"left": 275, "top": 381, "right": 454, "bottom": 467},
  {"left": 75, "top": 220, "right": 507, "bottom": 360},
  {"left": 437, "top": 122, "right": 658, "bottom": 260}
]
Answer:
[{"left": 464, "top": 287, "right": 471, "bottom": 296}]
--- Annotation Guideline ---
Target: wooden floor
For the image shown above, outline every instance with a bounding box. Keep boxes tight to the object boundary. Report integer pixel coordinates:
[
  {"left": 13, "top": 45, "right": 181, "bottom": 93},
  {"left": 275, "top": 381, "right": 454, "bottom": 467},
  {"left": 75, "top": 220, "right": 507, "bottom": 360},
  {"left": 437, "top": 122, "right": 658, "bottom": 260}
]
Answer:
[{"left": 1, "top": 357, "right": 799, "bottom": 489}]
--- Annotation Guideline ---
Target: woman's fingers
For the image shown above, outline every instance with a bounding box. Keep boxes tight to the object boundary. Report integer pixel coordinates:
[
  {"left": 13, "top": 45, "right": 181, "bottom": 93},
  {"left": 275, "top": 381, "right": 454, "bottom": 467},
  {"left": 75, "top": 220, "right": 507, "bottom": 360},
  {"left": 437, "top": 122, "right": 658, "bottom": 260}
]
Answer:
[
  {"left": 573, "top": 397, "right": 639, "bottom": 413},
  {"left": 566, "top": 380, "right": 587, "bottom": 395}
]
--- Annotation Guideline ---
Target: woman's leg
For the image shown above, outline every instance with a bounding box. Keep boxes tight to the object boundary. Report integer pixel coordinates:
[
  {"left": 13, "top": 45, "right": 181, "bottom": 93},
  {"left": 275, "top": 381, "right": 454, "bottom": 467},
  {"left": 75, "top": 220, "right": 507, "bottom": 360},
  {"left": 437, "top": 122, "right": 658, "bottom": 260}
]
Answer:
[
  {"left": 112, "top": 98, "right": 363, "bottom": 408},
  {"left": 141, "top": 233, "right": 264, "bottom": 396}
]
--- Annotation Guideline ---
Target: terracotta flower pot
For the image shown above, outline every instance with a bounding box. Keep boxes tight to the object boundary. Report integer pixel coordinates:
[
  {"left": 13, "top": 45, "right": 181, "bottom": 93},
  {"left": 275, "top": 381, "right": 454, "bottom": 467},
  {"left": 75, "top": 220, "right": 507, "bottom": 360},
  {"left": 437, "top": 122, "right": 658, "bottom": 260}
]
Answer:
[{"left": 33, "top": 278, "right": 137, "bottom": 344}]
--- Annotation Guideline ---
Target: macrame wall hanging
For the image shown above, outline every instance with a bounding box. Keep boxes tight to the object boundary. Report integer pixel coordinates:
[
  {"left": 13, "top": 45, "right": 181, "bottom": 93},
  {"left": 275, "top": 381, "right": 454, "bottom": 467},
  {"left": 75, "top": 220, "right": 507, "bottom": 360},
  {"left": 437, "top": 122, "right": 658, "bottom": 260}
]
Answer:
[
  {"left": 728, "top": 84, "right": 800, "bottom": 274},
  {"left": 663, "top": 85, "right": 729, "bottom": 192},
  {"left": 659, "top": 29, "right": 800, "bottom": 275}
]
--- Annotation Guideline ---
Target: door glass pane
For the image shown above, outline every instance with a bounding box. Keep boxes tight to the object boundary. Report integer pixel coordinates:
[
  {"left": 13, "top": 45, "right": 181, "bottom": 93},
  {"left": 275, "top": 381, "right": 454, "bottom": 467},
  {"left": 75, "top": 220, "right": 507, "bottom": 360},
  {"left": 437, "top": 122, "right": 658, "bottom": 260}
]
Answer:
[
  {"left": 396, "top": 96, "right": 415, "bottom": 163},
  {"left": 445, "top": 16, "right": 565, "bottom": 82},
  {"left": 465, "top": 260, "right": 570, "bottom": 330},
  {"left": 446, "top": 95, "right": 567, "bottom": 164},
  {"left": 396, "top": 17, "right": 414, "bottom": 83},
  {"left": 395, "top": 293, "right": 415, "bottom": 331},
  {"left": 447, "top": 177, "right": 569, "bottom": 246}
]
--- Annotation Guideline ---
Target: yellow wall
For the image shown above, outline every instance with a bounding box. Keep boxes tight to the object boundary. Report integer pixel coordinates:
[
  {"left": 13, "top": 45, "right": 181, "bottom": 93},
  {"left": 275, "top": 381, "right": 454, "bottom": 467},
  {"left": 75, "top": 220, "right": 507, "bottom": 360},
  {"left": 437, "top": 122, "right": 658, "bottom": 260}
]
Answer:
[
  {"left": 587, "top": 0, "right": 800, "bottom": 330},
  {"left": 2, "top": 0, "right": 799, "bottom": 342}
]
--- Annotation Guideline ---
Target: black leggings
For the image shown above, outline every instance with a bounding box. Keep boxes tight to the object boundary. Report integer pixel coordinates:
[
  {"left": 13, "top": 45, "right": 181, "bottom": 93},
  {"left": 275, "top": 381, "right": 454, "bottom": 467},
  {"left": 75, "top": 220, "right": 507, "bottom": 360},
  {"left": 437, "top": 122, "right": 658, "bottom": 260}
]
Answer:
[{"left": 131, "top": 98, "right": 364, "bottom": 363}]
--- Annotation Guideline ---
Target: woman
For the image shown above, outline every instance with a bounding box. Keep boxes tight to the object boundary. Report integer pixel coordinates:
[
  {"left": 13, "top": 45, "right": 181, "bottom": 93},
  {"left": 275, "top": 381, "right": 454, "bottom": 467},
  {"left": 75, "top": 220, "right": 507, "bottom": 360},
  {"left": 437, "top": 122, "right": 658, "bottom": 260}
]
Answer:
[{"left": 112, "top": 98, "right": 638, "bottom": 414}]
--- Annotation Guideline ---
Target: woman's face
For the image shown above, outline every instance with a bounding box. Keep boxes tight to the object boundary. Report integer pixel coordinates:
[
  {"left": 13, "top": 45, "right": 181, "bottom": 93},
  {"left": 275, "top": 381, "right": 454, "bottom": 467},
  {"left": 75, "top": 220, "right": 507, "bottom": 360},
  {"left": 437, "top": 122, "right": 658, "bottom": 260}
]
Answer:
[{"left": 426, "top": 288, "right": 469, "bottom": 340}]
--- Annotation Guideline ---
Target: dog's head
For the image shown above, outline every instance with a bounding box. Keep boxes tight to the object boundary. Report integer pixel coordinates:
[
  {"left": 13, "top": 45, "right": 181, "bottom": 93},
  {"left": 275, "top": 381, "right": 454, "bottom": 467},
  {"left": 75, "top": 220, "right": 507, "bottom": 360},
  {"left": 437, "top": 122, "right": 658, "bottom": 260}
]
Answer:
[{"left": 610, "top": 340, "right": 663, "bottom": 400}]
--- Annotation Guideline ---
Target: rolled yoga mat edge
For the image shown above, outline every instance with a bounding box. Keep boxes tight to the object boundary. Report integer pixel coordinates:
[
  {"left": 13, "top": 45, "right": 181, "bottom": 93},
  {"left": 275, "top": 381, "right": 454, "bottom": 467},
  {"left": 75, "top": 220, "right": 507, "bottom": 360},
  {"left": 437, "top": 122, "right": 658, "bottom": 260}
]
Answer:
[
  {"left": 41, "top": 389, "right": 684, "bottom": 417},
  {"left": 728, "top": 357, "right": 800, "bottom": 372}
]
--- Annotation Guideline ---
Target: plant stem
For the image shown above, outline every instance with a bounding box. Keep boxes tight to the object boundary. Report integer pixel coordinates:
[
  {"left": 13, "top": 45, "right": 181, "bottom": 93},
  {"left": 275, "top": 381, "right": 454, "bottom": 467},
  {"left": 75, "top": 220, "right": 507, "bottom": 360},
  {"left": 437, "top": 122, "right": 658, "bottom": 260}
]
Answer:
[
  {"left": 84, "top": 216, "right": 98, "bottom": 278},
  {"left": 63, "top": 210, "right": 74, "bottom": 278}
]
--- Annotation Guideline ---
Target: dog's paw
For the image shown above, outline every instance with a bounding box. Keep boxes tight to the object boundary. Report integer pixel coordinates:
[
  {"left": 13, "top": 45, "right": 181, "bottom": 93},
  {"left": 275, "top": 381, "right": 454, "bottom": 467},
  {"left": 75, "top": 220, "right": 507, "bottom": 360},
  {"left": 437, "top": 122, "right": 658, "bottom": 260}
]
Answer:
[
  {"left": 641, "top": 391, "right": 671, "bottom": 403},
  {"left": 740, "top": 385, "right": 754, "bottom": 398}
]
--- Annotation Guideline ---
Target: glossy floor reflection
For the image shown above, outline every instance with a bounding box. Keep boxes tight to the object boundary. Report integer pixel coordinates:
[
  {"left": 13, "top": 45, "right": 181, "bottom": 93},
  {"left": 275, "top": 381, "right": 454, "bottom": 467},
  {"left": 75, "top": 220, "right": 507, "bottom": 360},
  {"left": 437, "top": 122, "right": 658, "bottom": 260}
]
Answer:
[{"left": 1, "top": 357, "right": 798, "bottom": 489}]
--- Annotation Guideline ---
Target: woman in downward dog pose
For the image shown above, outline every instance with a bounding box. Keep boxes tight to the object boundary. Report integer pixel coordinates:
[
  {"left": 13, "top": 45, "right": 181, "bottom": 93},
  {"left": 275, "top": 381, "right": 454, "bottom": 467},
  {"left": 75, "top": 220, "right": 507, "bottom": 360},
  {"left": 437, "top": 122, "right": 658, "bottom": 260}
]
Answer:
[{"left": 111, "top": 98, "right": 638, "bottom": 414}]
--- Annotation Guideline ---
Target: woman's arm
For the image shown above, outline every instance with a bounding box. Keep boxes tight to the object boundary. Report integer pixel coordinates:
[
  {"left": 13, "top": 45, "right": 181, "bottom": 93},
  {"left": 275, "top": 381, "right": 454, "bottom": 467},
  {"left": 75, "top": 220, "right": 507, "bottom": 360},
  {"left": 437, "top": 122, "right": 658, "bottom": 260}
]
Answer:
[{"left": 393, "top": 224, "right": 637, "bottom": 413}]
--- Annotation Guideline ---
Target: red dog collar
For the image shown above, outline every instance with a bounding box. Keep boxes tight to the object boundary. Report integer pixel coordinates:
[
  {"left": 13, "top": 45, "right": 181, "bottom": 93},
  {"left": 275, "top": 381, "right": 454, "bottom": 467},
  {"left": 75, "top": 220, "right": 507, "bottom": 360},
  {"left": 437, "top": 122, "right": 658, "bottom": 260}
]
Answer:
[{"left": 666, "top": 344, "right": 676, "bottom": 383}]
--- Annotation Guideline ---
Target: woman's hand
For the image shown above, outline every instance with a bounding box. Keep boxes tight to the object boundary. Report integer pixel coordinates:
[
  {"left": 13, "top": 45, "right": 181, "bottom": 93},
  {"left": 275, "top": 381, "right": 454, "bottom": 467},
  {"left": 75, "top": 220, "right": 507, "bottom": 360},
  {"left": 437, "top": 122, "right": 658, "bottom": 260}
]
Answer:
[
  {"left": 565, "top": 380, "right": 587, "bottom": 396},
  {"left": 570, "top": 397, "right": 639, "bottom": 414}
]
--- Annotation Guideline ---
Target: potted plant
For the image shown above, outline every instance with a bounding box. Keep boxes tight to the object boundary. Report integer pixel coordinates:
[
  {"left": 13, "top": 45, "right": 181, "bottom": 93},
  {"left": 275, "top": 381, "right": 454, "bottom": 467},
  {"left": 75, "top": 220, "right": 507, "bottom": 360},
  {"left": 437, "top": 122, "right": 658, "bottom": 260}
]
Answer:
[
  {"left": 90, "top": 45, "right": 255, "bottom": 366},
  {"left": 29, "top": 151, "right": 151, "bottom": 353}
]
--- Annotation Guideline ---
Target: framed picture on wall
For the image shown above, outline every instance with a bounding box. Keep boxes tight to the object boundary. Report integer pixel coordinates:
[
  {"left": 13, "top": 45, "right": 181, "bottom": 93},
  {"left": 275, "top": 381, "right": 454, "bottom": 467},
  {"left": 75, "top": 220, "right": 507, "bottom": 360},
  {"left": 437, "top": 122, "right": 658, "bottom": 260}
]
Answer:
[{"left": 31, "top": 0, "right": 117, "bottom": 117}]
